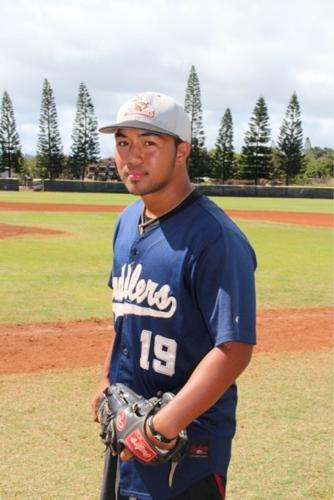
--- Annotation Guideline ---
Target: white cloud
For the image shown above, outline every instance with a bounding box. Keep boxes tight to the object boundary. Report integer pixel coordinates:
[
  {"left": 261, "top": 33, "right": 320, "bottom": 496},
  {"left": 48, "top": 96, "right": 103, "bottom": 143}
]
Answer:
[{"left": 0, "top": 0, "right": 333, "bottom": 155}]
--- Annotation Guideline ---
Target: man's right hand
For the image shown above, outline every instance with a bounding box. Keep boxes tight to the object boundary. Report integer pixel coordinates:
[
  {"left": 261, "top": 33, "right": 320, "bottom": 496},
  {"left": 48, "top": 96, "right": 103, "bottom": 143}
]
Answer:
[{"left": 91, "top": 378, "right": 110, "bottom": 422}]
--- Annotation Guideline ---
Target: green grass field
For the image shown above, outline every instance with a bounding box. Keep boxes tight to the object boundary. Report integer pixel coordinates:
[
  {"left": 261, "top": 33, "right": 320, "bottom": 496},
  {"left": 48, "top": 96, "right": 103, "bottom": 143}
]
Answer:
[
  {"left": 0, "top": 191, "right": 333, "bottom": 499},
  {"left": 0, "top": 193, "right": 332, "bottom": 322},
  {"left": 0, "top": 209, "right": 117, "bottom": 322},
  {"left": 1, "top": 351, "right": 332, "bottom": 499},
  {"left": 0, "top": 189, "right": 332, "bottom": 212}
]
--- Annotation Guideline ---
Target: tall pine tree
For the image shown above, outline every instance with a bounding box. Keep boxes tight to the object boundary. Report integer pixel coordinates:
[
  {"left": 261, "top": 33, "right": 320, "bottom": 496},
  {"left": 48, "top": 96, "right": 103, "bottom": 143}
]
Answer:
[
  {"left": 0, "top": 91, "right": 23, "bottom": 178},
  {"left": 213, "top": 108, "right": 234, "bottom": 182},
  {"left": 36, "top": 79, "right": 63, "bottom": 179},
  {"left": 184, "top": 65, "right": 208, "bottom": 179},
  {"left": 241, "top": 96, "right": 272, "bottom": 184},
  {"left": 277, "top": 92, "right": 304, "bottom": 185},
  {"left": 69, "top": 82, "right": 100, "bottom": 180}
]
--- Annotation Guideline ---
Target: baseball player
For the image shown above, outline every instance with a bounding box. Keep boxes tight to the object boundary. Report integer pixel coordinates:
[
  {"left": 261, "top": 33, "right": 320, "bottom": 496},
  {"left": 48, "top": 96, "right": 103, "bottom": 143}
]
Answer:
[{"left": 92, "top": 92, "right": 256, "bottom": 499}]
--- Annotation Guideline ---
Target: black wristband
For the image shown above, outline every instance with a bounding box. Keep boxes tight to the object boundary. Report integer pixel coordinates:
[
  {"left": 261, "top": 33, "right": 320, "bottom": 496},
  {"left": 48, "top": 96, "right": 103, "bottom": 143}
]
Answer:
[{"left": 147, "top": 416, "right": 177, "bottom": 444}]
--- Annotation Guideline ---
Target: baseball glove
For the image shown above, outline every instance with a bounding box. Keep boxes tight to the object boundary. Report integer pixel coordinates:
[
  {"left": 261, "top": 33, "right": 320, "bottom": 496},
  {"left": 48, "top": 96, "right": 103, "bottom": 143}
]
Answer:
[{"left": 98, "top": 383, "right": 188, "bottom": 468}]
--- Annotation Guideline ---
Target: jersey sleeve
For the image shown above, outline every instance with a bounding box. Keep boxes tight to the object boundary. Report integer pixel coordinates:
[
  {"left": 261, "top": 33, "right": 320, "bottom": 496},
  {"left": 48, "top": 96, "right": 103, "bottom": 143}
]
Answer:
[{"left": 193, "top": 227, "right": 256, "bottom": 346}]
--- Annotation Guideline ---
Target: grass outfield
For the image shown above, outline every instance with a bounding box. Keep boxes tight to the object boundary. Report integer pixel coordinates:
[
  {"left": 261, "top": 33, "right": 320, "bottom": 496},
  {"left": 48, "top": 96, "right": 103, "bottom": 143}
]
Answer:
[
  {"left": 0, "top": 195, "right": 333, "bottom": 322},
  {"left": 0, "top": 189, "right": 333, "bottom": 212},
  {"left": 0, "top": 210, "right": 117, "bottom": 323},
  {"left": 0, "top": 349, "right": 332, "bottom": 499},
  {"left": 228, "top": 349, "right": 333, "bottom": 499}
]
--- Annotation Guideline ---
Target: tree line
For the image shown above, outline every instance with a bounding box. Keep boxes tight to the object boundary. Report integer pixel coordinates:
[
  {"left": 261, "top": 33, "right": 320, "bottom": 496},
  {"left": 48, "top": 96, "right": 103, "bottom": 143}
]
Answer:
[
  {"left": 0, "top": 69, "right": 333, "bottom": 184},
  {"left": 0, "top": 80, "right": 100, "bottom": 181},
  {"left": 184, "top": 66, "right": 333, "bottom": 185}
]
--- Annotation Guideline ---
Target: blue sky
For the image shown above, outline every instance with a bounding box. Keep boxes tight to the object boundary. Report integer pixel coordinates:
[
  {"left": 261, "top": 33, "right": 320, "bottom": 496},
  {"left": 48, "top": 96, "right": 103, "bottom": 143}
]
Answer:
[{"left": 0, "top": 0, "right": 333, "bottom": 156}]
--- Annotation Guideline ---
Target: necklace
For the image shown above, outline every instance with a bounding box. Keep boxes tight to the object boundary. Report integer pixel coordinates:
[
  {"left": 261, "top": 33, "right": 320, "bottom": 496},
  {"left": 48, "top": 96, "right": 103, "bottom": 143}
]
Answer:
[{"left": 138, "top": 187, "right": 195, "bottom": 235}]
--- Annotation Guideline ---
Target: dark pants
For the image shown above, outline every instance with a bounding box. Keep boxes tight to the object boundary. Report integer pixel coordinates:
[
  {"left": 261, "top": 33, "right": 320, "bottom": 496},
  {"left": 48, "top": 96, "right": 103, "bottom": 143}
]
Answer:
[
  {"left": 100, "top": 449, "right": 226, "bottom": 500},
  {"left": 167, "top": 474, "right": 225, "bottom": 499}
]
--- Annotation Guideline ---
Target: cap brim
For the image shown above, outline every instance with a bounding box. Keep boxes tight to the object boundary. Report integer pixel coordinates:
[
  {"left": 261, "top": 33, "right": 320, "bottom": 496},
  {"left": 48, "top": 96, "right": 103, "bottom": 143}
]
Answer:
[{"left": 99, "top": 120, "right": 178, "bottom": 138}]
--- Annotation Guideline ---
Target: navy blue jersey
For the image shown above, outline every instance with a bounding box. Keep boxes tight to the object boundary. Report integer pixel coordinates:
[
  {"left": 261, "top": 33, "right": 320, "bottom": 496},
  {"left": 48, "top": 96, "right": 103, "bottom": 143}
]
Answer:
[{"left": 108, "top": 191, "right": 256, "bottom": 499}]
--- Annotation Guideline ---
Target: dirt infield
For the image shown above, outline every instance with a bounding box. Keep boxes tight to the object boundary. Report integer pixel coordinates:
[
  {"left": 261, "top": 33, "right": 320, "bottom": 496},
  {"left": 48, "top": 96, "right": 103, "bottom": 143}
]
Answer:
[
  {"left": 0, "top": 222, "right": 67, "bottom": 239},
  {"left": 0, "top": 308, "right": 332, "bottom": 375},
  {"left": 0, "top": 200, "right": 332, "bottom": 227},
  {"left": 227, "top": 209, "right": 333, "bottom": 227},
  {"left": 0, "top": 201, "right": 126, "bottom": 213}
]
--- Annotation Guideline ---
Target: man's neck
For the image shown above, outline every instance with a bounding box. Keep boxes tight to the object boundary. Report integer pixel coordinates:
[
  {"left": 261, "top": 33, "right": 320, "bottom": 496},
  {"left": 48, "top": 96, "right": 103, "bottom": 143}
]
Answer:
[{"left": 142, "top": 181, "right": 194, "bottom": 219}]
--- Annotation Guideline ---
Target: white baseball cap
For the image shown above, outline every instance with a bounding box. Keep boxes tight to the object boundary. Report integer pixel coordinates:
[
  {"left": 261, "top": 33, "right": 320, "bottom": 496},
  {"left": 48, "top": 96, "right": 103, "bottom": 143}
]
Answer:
[{"left": 99, "top": 91, "right": 191, "bottom": 143}]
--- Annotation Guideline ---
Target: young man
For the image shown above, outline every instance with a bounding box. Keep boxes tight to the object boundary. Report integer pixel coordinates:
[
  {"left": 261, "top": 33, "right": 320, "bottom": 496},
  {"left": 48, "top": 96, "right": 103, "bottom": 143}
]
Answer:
[{"left": 92, "top": 92, "right": 256, "bottom": 499}]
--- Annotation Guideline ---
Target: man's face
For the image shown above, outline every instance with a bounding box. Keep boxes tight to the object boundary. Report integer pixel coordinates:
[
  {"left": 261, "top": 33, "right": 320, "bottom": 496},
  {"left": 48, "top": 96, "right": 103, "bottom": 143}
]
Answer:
[{"left": 114, "top": 128, "right": 183, "bottom": 197}]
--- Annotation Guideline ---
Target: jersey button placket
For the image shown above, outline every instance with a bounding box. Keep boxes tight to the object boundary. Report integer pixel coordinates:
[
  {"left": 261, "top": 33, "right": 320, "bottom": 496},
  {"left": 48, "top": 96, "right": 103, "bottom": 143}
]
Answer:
[
  {"left": 122, "top": 347, "right": 129, "bottom": 356},
  {"left": 130, "top": 241, "right": 139, "bottom": 258}
]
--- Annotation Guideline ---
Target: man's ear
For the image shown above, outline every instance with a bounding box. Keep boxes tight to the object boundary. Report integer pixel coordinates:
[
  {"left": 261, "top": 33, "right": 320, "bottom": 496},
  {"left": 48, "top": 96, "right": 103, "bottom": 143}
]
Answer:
[{"left": 175, "top": 141, "right": 191, "bottom": 165}]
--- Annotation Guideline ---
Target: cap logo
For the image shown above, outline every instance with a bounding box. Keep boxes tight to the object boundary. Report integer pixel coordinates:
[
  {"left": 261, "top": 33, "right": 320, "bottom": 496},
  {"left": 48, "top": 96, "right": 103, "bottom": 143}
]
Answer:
[{"left": 124, "top": 97, "right": 155, "bottom": 118}]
